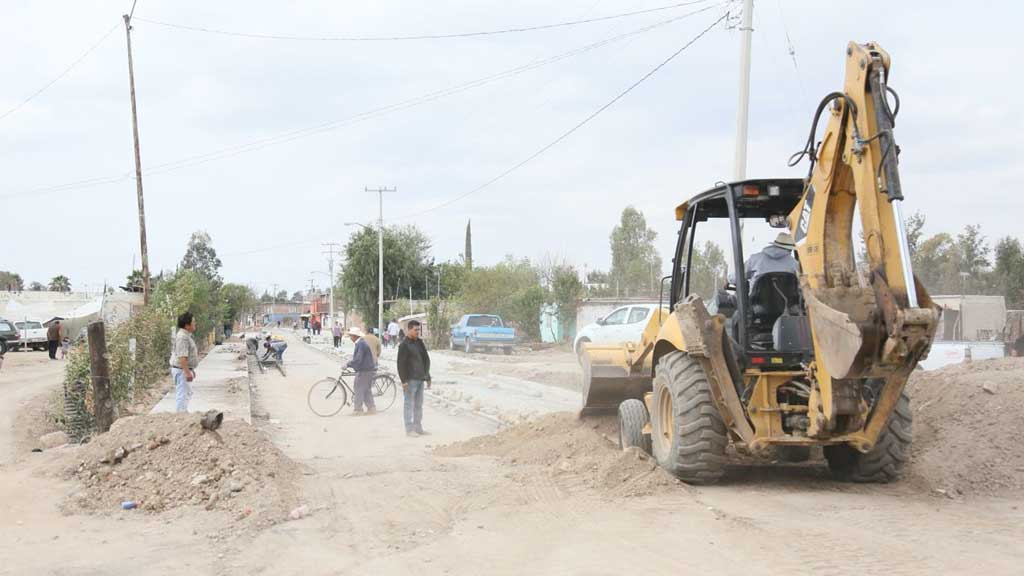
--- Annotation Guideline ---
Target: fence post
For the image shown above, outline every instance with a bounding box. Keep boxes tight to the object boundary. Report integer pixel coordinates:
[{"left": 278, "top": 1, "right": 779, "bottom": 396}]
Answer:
[{"left": 88, "top": 321, "right": 114, "bottom": 433}]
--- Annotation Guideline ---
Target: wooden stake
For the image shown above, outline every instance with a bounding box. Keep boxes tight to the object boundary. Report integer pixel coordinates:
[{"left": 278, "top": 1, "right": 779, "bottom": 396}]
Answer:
[{"left": 88, "top": 321, "right": 114, "bottom": 433}]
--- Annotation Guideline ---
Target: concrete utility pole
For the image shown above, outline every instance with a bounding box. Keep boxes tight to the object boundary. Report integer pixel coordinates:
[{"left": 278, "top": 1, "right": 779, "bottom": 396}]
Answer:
[
  {"left": 733, "top": 0, "right": 754, "bottom": 182},
  {"left": 322, "top": 242, "right": 342, "bottom": 326},
  {"left": 123, "top": 4, "right": 151, "bottom": 305},
  {"left": 366, "top": 187, "right": 396, "bottom": 333}
]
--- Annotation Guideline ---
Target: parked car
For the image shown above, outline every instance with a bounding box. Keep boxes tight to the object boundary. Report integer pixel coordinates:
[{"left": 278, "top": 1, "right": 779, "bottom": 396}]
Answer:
[
  {"left": 0, "top": 318, "right": 20, "bottom": 355},
  {"left": 12, "top": 320, "right": 48, "bottom": 351},
  {"left": 450, "top": 314, "right": 516, "bottom": 355},
  {"left": 573, "top": 303, "right": 667, "bottom": 363}
]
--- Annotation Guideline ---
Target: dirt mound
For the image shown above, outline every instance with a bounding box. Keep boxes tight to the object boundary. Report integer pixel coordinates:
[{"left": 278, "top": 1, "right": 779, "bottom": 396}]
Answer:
[
  {"left": 57, "top": 413, "right": 300, "bottom": 525},
  {"left": 907, "top": 357, "right": 1024, "bottom": 497},
  {"left": 436, "top": 412, "right": 682, "bottom": 497}
]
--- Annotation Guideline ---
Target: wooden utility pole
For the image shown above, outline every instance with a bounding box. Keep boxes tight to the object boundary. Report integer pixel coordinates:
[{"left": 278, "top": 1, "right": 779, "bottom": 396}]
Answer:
[
  {"left": 87, "top": 321, "right": 114, "bottom": 433},
  {"left": 124, "top": 9, "right": 151, "bottom": 305}
]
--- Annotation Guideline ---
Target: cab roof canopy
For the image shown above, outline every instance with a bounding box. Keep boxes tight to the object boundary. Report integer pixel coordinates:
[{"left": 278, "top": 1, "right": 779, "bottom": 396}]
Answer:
[{"left": 674, "top": 178, "right": 805, "bottom": 221}]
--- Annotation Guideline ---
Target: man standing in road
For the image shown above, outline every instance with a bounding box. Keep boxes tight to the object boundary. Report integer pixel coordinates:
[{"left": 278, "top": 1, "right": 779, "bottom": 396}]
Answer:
[
  {"left": 397, "top": 319, "right": 431, "bottom": 437},
  {"left": 345, "top": 327, "right": 377, "bottom": 415},
  {"left": 363, "top": 324, "right": 382, "bottom": 361},
  {"left": 170, "top": 312, "right": 199, "bottom": 413},
  {"left": 46, "top": 320, "right": 62, "bottom": 360},
  {"left": 387, "top": 319, "right": 400, "bottom": 348},
  {"left": 332, "top": 322, "right": 343, "bottom": 348}
]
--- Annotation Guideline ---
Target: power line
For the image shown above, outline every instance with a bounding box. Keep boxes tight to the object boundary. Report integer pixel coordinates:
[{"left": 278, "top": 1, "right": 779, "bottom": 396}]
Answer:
[
  {"left": 0, "top": 22, "right": 120, "bottom": 123},
  {"left": 2, "top": 5, "right": 721, "bottom": 200},
  {"left": 394, "top": 10, "right": 729, "bottom": 221},
  {"left": 134, "top": 0, "right": 714, "bottom": 42}
]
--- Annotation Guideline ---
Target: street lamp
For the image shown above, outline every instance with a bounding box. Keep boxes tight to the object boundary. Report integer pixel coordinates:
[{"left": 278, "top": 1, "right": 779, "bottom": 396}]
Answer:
[{"left": 345, "top": 221, "right": 383, "bottom": 334}]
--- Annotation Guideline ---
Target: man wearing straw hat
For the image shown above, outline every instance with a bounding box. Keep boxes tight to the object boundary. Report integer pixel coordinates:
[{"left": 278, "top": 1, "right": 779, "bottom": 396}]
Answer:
[
  {"left": 743, "top": 231, "right": 800, "bottom": 292},
  {"left": 345, "top": 326, "right": 377, "bottom": 415}
]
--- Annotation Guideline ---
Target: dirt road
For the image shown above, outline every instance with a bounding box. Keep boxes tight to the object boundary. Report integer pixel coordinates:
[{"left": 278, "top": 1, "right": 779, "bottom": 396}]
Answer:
[
  {"left": 2, "top": 336, "right": 1023, "bottom": 574},
  {"left": 234, "top": 337, "right": 1024, "bottom": 575},
  {"left": 0, "top": 350, "right": 64, "bottom": 464}
]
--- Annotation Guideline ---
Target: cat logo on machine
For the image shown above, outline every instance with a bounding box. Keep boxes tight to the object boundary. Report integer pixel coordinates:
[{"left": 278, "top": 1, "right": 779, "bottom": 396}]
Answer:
[{"left": 795, "top": 184, "right": 815, "bottom": 243}]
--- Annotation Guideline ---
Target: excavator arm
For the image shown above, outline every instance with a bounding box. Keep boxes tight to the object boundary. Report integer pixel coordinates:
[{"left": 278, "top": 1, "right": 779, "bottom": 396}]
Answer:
[{"left": 790, "top": 42, "right": 938, "bottom": 447}]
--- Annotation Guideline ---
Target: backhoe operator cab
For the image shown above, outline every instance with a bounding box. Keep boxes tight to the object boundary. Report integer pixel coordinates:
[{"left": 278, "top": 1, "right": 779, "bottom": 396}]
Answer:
[{"left": 672, "top": 179, "right": 811, "bottom": 369}]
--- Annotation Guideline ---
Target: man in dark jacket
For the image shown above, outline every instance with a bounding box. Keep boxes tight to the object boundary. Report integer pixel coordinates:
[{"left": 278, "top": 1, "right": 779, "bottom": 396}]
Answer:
[
  {"left": 346, "top": 327, "right": 377, "bottom": 415},
  {"left": 397, "top": 319, "right": 431, "bottom": 437},
  {"left": 46, "top": 320, "right": 62, "bottom": 360}
]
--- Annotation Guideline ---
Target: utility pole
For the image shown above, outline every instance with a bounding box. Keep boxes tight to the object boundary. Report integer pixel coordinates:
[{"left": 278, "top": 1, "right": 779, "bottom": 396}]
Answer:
[
  {"left": 123, "top": 4, "right": 151, "bottom": 305},
  {"left": 733, "top": 0, "right": 754, "bottom": 183},
  {"left": 271, "top": 282, "right": 279, "bottom": 326},
  {"left": 366, "top": 186, "right": 396, "bottom": 333},
  {"left": 322, "top": 242, "right": 342, "bottom": 327}
]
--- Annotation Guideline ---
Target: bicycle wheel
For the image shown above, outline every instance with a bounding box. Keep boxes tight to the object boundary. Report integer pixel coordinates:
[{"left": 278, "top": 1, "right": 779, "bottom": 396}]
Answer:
[
  {"left": 371, "top": 373, "right": 398, "bottom": 412},
  {"left": 308, "top": 377, "right": 348, "bottom": 417}
]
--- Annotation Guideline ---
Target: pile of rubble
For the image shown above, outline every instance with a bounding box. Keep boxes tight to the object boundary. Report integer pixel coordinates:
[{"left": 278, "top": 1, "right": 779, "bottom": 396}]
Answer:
[
  {"left": 58, "top": 413, "right": 300, "bottom": 525},
  {"left": 436, "top": 412, "right": 680, "bottom": 497},
  {"left": 907, "top": 357, "right": 1024, "bottom": 497}
]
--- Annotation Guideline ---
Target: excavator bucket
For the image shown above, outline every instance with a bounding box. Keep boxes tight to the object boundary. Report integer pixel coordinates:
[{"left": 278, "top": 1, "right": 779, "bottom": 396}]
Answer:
[
  {"left": 803, "top": 289, "right": 868, "bottom": 380},
  {"left": 579, "top": 308, "right": 667, "bottom": 415},
  {"left": 580, "top": 344, "right": 652, "bottom": 415}
]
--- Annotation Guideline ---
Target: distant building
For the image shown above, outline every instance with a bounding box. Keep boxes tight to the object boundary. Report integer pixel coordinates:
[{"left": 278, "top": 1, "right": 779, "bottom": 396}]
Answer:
[{"left": 931, "top": 295, "right": 1006, "bottom": 341}]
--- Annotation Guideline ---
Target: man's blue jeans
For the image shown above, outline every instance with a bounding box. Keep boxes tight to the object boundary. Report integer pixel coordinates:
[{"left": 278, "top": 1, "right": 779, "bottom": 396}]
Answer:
[
  {"left": 403, "top": 379, "right": 424, "bottom": 432},
  {"left": 171, "top": 367, "right": 192, "bottom": 412}
]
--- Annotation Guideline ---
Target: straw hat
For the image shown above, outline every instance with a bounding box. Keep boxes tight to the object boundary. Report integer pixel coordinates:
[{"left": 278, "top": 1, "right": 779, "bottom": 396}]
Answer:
[
  {"left": 772, "top": 232, "right": 796, "bottom": 250},
  {"left": 347, "top": 326, "right": 365, "bottom": 338}
]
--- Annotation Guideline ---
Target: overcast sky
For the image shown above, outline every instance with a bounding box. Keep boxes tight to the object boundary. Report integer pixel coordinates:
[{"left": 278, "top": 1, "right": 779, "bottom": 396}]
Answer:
[{"left": 1, "top": 1, "right": 1020, "bottom": 296}]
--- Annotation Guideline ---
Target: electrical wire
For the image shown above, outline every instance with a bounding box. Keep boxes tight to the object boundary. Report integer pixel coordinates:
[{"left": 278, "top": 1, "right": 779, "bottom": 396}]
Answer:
[
  {"left": 393, "top": 11, "right": 729, "bottom": 221},
  {"left": 2, "top": 5, "right": 722, "bottom": 199},
  {"left": 133, "top": 0, "right": 714, "bottom": 42},
  {"left": 0, "top": 22, "right": 120, "bottom": 123}
]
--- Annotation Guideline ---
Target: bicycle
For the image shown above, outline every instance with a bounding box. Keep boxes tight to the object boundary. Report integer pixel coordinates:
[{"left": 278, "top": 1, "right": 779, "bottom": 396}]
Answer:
[{"left": 308, "top": 368, "right": 398, "bottom": 417}]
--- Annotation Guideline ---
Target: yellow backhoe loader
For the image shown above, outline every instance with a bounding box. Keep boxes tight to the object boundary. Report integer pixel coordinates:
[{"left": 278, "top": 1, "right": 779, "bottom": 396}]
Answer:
[{"left": 582, "top": 42, "right": 938, "bottom": 484}]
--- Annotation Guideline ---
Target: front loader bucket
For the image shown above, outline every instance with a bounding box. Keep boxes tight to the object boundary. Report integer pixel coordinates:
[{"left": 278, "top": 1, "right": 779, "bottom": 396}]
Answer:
[{"left": 580, "top": 345, "right": 652, "bottom": 416}]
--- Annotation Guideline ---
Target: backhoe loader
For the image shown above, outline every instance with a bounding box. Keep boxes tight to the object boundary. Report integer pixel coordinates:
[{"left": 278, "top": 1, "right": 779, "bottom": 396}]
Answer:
[{"left": 582, "top": 42, "right": 938, "bottom": 484}]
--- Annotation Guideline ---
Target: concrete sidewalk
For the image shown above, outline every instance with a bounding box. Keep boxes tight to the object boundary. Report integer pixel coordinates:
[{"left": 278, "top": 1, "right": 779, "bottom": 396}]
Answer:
[{"left": 152, "top": 343, "right": 252, "bottom": 423}]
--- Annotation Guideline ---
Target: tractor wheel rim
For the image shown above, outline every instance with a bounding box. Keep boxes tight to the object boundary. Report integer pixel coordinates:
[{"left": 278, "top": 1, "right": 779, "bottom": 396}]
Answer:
[{"left": 657, "top": 385, "right": 674, "bottom": 449}]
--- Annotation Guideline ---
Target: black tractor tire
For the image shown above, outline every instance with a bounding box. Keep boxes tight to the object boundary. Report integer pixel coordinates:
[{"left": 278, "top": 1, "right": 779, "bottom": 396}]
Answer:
[
  {"left": 775, "top": 445, "right": 812, "bottom": 463},
  {"left": 0, "top": 340, "right": 7, "bottom": 355},
  {"left": 824, "top": 391, "right": 912, "bottom": 483},
  {"left": 650, "top": 351, "right": 728, "bottom": 484},
  {"left": 618, "top": 399, "right": 652, "bottom": 454}
]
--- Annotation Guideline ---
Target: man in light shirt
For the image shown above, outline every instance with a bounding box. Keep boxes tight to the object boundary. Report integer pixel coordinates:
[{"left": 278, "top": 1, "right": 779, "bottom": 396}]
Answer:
[{"left": 169, "top": 312, "right": 199, "bottom": 413}]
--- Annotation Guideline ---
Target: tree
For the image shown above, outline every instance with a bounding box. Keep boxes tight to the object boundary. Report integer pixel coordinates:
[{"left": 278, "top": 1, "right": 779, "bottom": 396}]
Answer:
[
  {"left": 259, "top": 292, "right": 275, "bottom": 303},
  {"left": 49, "top": 275, "right": 71, "bottom": 292},
  {"left": 222, "top": 283, "right": 257, "bottom": 325},
  {"left": 154, "top": 269, "right": 219, "bottom": 343},
  {"left": 609, "top": 207, "right": 662, "bottom": 296},
  {"left": 180, "top": 231, "right": 223, "bottom": 283},
  {"left": 915, "top": 233, "right": 962, "bottom": 294},
  {"left": 688, "top": 241, "right": 729, "bottom": 299},
  {"left": 458, "top": 257, "right": 543, "bottom": 341},
  {"left": 28, "top": 281, "right": 45, "bottom": 291},
  {"left": 0, "top": 271, "right": 24, "bottom": 291},
  {"left": 550, "top": 265, "right": 584, "bottom": 336},
  {"left": 905, "top": 211, "right": 926, "bottom": 257},
  {"left": 994, "top": 237, "right": 1024, "bottom": 308},
  {"left": 433, "top": 260, "right": 466, "bottom": 299},
  {"left": 292, "top": 290, "right": 306, "bottom": 303},
  {"left": 125, "top": 269, "right": 145, "bottom": 292},
  {"left": 340, "top": 225, "right": 432, "bottom": 328},
  {"left": 276, "top": 290, "right": 289, "bottom": 300},
  {"left": 464, "top": 219, "right": 473, "bottom": 270}
]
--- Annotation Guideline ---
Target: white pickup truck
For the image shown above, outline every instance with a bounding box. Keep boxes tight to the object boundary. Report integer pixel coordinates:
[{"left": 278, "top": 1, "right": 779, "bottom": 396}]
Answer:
[{"left": 12, "top": 320, "right": 48, "bottom": 351}]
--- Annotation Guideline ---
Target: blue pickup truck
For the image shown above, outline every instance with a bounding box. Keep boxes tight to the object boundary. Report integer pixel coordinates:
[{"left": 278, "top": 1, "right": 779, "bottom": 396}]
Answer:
[{"left": 450, "top": 314, "right": 516, "bottom": 355}]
